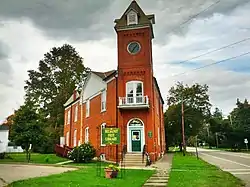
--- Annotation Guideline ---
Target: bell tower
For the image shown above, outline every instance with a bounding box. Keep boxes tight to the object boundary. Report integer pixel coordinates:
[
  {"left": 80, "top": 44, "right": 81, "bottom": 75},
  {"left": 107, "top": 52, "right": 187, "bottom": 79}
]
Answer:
[
  {"left": 114, "top": 1, "right": 158, "bottom": 157},
  {"left": 114, "top": 0, "right": 155, "bottom": 70}
]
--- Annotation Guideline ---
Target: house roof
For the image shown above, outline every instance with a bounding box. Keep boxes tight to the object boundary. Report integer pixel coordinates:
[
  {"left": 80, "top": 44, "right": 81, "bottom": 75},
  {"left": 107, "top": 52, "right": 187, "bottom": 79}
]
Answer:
[
  {"left": 92, "top": 70, "right": 117, "bottom": 81},
  {"left": 0, "top": 124, "right": 9, "bottom": 131},
  {"left": 63, "top": 91, "right": 80, "bottom": 107},
  {"left": 114, "top": 0, "right": 155, "bottom": 38},
  {"left": 153, "top": 77, "right": 164, "bottom": 105}
]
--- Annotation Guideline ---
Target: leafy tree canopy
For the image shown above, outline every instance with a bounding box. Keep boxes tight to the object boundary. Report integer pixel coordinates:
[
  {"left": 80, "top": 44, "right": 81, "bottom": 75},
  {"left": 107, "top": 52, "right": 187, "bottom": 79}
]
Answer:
[{"left": 24, "top": 44, "right": 90, "bottom": 131}]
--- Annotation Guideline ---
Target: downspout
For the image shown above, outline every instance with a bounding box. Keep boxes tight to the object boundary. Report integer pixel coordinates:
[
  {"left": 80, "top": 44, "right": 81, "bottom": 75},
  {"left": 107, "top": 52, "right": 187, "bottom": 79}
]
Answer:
[
  {"left": 115, "top": 72, "right": 119, "bottom": 164},
  {"left": 80, "top": 92, "right": 83, "bottom": 144},
  {"left": 69, "top": 105, "right": 73, "bottom": 147}
]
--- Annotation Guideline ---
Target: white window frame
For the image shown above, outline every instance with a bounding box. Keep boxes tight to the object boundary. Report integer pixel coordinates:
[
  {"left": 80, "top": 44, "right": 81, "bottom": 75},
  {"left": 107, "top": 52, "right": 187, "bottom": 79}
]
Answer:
[
  {"left": 74, "top": 105, "right": 78, "bottom": 122},
  {"left": 85, "top": 127, "right": 89, "bottom": 143},
  {"left": 127, "top": 10, "right": 138, "bottom": 25},
  {"left": 101, "top": 90, "right": 107, "bottom": 112},
  {"left": 86, "top": 100, "right": 90, "bottom": 117},
  {"left": 73, "top": 129, "right": 77, "bottom": 147},
  {"left": 101, "top": 123, "right": 106, "bottom": 146},
  {"left": 126, "top": 81, "right": 143, "bottom": 104},
  {"left": 66, "top": 131, "right": 69, "bottom": 146},
  {"left": 67, "top": 110, "right": 71, "bottom": 124}
]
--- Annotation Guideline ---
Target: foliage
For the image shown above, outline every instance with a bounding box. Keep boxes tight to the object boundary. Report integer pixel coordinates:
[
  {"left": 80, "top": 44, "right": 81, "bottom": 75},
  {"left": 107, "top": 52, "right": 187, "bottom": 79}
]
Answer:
[
  {"left": 68, "top": 143, "right": 96, "bottom": 163},
  {"left": 165, "top": 82, "right": 212, "bottom": 148},
  {"left": 9, "top": 101, "right": 45, "bottom": 161},
  {"left": 23, "top": 44, "right": 90, "bottom": 151},
  {"left": 105, "top": 164, "right": 120, "bottom": 172}
]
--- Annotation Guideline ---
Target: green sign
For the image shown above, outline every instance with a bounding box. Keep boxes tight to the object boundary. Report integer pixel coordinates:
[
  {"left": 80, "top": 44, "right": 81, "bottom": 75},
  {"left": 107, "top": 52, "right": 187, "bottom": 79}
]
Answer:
[
  {"left": 148, "top": 131, "right": 153, "bottom": 138},
  {"left": 102, "top": 128, "right": 120, "bottom": 145}
]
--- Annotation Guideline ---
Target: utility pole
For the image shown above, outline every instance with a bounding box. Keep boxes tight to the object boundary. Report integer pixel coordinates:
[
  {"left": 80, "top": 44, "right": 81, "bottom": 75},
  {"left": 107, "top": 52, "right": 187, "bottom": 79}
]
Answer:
[
  {"left": 195, "top": 135, "right": 199, "bottom": 159},
  {"left": 215, "top": 132, "right": 219, "bottom": 148},
  {"left": 181, "top": 98, "right": 186, "bottom": 156}
]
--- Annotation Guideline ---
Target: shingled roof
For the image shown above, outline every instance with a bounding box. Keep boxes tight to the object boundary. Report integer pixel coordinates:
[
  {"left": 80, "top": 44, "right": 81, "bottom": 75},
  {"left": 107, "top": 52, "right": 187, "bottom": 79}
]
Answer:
[
  {"left": 0, "top": 124, "right": 9, "bottom": 131},
  {"left": 114, "top": 0, "right": 155, "bottom": 38},
  {"left": 92, "top": 70, "right": 117, "bottom": 81}
]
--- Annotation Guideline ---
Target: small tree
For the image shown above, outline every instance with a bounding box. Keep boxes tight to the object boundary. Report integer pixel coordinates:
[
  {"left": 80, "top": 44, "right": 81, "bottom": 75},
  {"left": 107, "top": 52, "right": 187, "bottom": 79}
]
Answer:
[
  {"left": 10, "top": 101, "right": 45, "bottom": 162},
  {"left": 68, "top": 143, "right": 96, "bottom": 163}
]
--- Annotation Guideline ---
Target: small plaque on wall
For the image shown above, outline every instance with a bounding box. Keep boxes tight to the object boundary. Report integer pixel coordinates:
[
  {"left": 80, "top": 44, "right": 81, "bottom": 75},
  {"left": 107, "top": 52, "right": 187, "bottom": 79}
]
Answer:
[{"left": 148, "top": 131, "right": 153, "bottom": 138}]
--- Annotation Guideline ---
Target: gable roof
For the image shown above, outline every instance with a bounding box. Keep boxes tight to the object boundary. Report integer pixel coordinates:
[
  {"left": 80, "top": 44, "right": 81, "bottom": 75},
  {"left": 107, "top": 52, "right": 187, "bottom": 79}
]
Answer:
[
  {"left": 63, "top": 91, "right": 80, "bottom": 107},
  {"left": 153, "top": 77, "right": 164, "bottom": 105},
  {"left": 92, "top": 70, "right": 117, "bottom": 81},
  {"left": 114, "top": 0, "right": 155, "bottom": 38},
  {"left": 0, "top": 124, "right": 9, "bottom": 131}
]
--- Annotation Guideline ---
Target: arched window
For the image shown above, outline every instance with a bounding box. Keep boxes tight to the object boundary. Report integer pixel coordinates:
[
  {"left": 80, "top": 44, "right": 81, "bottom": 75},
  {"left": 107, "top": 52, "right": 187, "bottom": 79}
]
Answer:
[
  {"left": 85, "top": 127, "right": 89, "bottom": 143},
  {"left": 66, "top": 132, "right": 69, "bottom": 146},
  {"left": 101, "top": 123, "right": 106, "bottom": 146},
  {"left": 73, "top": 129, "right": 77, "bottom": 147},
  {"left": 128, "top": 119, "right": 143, "bottom": 126},
  {"left": 126, "top": 81, "right": 143, "bottom": 104}
]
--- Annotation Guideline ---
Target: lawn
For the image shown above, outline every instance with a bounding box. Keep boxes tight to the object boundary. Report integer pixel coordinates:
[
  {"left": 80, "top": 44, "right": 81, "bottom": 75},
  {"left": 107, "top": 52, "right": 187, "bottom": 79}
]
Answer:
[
  {"left": 0, "top": 153, "right": 68, "bottom": 164},
  {"left": 9, "top": 166, "right": 154, "bottom": 187},
  {"left": 168, "top": 153, "right": 245, "bottom": 187}
]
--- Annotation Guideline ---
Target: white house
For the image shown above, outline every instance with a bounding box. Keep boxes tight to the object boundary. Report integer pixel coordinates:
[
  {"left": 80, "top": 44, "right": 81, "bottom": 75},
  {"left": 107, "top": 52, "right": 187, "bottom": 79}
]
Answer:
[{"left": 0, "top": 124, "right": 9, "bottom": 153}]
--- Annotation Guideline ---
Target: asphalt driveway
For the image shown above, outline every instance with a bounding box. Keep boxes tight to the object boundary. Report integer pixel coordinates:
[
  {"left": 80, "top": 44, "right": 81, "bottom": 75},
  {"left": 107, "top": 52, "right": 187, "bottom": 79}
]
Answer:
[{"left": 0, "top": 164, "right": 76, "bottom": 187}]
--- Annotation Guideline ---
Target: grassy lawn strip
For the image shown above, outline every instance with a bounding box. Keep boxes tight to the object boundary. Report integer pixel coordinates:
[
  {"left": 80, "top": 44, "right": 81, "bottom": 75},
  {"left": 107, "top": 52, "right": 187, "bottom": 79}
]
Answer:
[
  {"left": 168, "top": 152, "right": 245, "bottom": 187},
  {"left": 0, "top": 153, "right": 68, "bottom": 164},
  {"left": 9, "top": 167, "right": 154, "bottom": 187}
]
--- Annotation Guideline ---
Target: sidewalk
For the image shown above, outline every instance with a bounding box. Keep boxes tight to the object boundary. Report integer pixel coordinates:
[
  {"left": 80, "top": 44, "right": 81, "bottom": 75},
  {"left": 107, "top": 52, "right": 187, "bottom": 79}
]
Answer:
[{"left": 143, "top": 153, "right": 173, "bottom": 186}]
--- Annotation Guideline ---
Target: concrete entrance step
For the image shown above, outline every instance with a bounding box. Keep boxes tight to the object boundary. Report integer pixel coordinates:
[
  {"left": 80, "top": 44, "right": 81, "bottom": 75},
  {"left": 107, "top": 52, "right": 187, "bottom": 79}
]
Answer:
[
  {"left": 147, "top": 179, "right": 168, "bottom": 183},
  {"left": 150, "top": 177, "right": 169, "bottom": 180},
  {"left": 143, "top": 183, "right": 167, "bottom": 187}
]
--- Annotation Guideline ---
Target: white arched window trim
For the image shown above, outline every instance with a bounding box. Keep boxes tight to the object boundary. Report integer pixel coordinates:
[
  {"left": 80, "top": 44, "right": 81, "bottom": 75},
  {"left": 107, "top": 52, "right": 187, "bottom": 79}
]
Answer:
[
  {"left": 101, "top": 123, "right": 106, "bottom": 146},
  {"left": 127, "top": 10, "right": 138, "bottom": 25},
  {"left": 126, "top": 81, "right": 143, "bottom": 104},
  {"left": 73, "top": 129, "right": 77, "bottom": 147},
  {"left": 66, "top": 131, "right": 69, "bottom": 146},
  {"left": 85, "top": 127, "right": 89, "bottom": 143}
]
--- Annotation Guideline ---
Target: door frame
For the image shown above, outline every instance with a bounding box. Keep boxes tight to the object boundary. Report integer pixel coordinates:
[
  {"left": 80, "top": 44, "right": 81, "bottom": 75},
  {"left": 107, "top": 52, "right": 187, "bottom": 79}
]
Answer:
[{"left": 127, "top": 118, "right": 145, "bottom": 153}]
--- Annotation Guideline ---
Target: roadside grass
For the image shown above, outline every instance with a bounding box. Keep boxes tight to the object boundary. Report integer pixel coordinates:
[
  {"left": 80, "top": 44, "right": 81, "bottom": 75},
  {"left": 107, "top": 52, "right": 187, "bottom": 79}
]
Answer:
[
  {"left": 0, "top": 153, "right": 68, "bottom": 164},
  {"left": 203, "top": 147, "right": 250, "bottom": 153},
  {"left": 168, "top": 152, "right": 245, "bottom": 187},
  {"left": 9, "top": 167, "right": 154, "bottom": 187}
]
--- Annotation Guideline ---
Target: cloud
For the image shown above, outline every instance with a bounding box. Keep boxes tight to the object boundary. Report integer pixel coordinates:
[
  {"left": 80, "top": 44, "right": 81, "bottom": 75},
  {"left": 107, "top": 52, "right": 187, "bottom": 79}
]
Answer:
[
  {"left": 0, "top": 0, "right": 249, "bottom": 42},
  {"left": 0, "top": 0, "right": 250, "bottom": 122}
]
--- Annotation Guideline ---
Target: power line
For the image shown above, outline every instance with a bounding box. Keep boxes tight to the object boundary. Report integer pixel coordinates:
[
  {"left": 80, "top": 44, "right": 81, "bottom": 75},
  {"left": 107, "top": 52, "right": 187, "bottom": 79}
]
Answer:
[
  {"left": 172, "top": 51, "right": 250, "bottom": 77},
  {"left": 170, "top": 0, "right": 221, "bottom": 33},
  {"left": 173, "top": 37, "right": 250, "bottom": 65}
]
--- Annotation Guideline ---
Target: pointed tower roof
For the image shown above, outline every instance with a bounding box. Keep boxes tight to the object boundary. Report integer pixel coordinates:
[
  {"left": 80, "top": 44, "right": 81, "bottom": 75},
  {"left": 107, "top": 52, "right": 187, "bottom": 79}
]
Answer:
[{"left": 114, "top": 0, "right": 155, "bottom": 38}]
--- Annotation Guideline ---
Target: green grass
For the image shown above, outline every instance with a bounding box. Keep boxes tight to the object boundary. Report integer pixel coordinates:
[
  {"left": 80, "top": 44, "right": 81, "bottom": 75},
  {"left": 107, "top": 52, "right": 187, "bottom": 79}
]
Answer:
[
  {"left": 0, "top": 153, "right": 68, "bottom": 164},
  {"left": 9, "top": 167, "right": 154, "bottom": 187},
  {"left": 168, "top": 153, "right": 245, "bottom": 187}
]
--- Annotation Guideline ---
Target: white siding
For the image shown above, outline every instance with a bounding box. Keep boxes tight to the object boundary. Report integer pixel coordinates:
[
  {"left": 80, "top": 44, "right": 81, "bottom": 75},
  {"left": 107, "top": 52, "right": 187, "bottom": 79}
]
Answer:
[
  {"left": 0, "top": 130, "right": 9, "bottom": 153},
  {"left": 82, "top": 73, "right": 106, "bottom": 101}
]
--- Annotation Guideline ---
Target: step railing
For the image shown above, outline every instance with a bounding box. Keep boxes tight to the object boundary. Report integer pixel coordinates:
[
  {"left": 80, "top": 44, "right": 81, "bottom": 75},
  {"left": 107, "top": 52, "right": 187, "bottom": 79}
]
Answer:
[{"left": 142, "top": 144, "right": 152, "bottom": 166}]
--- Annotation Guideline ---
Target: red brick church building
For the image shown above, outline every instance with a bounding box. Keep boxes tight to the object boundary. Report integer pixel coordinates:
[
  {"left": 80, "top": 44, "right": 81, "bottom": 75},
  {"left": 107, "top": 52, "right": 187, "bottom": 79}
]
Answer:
[{"left": 62, "top": 0, "right": 166, "bottom": 163}]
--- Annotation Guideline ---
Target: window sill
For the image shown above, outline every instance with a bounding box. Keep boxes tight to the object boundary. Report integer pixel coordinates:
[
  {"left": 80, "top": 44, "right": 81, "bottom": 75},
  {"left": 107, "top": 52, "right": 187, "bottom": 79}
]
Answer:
[
  {"left": 101, "top": 109, "right": 106, "bottom": 113},
  {"left": 101, "top": 144, "right": 106, "bottom": 147}
]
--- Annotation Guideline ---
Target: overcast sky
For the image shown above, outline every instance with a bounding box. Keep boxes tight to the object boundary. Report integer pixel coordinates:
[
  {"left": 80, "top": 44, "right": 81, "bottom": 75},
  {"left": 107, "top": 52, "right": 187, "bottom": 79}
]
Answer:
[{"left": 0, "top": 0, "right": 250, "bottom": 122}]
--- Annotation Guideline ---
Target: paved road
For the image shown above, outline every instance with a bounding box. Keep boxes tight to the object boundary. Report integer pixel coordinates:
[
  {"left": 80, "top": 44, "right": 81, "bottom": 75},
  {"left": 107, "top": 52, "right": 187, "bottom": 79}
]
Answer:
[
  {"left": 187, "top": 147, "right": 250, "bottom": 187},
  {"left": 0, "top": 164, "right": 76, "bottom": 187}
]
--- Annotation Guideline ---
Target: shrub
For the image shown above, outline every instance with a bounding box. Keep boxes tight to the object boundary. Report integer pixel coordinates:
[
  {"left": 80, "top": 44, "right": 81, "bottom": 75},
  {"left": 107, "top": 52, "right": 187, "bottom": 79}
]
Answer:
[
  {"left": 44, "top": 156, "right": 50, "bottom": 163},
  {"left": 68, "top": 143, "right": 96, "bottom": 163},
  {"left": 0, "top": 152, "right": 5, "bottom": 159}
]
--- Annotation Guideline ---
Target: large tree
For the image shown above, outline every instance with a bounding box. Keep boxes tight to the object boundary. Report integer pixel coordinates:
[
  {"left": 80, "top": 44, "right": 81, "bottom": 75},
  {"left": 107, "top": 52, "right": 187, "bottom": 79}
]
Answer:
[
  {"left": 10, "top": 101, "right": 45, "bottom": 161},
  {"left": 24, "top": 44, "right": 90, "bottom": 132},
  {"left": 165, "top": 82, "right": 212, "bottom": 149}
]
